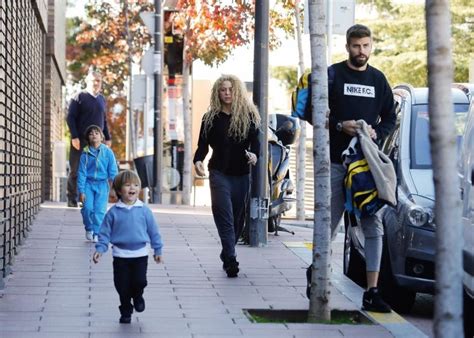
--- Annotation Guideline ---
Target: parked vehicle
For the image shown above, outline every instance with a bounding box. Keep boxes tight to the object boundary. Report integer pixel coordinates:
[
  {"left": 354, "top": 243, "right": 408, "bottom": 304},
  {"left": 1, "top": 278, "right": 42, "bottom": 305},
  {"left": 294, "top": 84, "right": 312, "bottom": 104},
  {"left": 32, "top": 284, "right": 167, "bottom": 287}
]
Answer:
[
  {"left": 267, "top": 114, "right": 300, "bottom": 235},
  {"left": 241, "top": 114, "right": 300, "bottom": 242},
  {"left": 343, "top": 84, "right": 471, "bottom": 313},
  {"left": 459, "top": 97, "right": 474, "bottom": 338}
]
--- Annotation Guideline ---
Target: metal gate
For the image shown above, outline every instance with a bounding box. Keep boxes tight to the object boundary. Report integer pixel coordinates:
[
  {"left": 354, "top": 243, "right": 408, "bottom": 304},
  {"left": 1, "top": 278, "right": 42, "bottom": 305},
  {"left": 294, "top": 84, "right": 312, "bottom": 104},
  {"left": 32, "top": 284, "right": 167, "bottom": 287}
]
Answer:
[{"left": 0, "top": 1, "right": 44, "bottom": 285}]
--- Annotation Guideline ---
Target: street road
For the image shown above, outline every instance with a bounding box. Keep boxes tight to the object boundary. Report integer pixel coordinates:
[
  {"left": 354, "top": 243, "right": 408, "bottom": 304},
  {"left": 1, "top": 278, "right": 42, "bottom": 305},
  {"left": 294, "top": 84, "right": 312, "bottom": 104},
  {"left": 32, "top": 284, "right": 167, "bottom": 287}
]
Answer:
[{"left": 405, "top": 294, "right": 434, "bottom": 337}]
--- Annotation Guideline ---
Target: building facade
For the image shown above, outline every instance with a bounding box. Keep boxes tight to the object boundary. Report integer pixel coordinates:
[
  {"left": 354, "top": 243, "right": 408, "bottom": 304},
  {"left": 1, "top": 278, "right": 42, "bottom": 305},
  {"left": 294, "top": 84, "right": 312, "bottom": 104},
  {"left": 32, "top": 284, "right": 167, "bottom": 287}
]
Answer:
[{"left": 0, "top": 0, "right": 65, "bottom": 287}]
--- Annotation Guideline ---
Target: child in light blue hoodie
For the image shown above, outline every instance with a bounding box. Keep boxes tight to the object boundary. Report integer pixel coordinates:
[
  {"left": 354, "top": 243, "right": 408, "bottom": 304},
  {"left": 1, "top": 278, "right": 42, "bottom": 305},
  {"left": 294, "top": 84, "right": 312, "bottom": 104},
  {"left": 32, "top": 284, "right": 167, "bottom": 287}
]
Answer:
[
  {"left": 77, "top": 124, "right": 118, "bottom": 242},
  {"left": 93, "top": 170, "right": 163, "bottom": 324}
]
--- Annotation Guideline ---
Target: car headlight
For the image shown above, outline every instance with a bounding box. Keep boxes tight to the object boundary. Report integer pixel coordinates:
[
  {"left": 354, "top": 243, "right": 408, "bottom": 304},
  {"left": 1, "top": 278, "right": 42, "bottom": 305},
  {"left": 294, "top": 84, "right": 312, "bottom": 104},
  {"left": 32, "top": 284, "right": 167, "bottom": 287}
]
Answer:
[{"left": 407, "top": 205, "right": 434, "bottom": 227}]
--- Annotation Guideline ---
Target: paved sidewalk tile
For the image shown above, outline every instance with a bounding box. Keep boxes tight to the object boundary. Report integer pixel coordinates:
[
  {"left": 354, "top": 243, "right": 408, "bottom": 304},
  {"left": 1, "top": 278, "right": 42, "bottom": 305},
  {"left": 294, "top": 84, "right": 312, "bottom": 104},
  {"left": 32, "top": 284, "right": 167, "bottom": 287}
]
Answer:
[{"left": 0, "top": 202, "right": 400, "bottom": 337}]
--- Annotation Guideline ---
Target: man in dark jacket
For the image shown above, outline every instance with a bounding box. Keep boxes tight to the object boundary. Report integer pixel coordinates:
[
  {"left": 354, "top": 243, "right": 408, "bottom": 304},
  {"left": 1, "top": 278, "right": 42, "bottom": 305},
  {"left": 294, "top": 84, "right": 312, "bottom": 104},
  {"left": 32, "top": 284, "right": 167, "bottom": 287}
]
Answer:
[
  {"left": 301, "top": 25, "right": 396, "bottom": 313},
  {"left": 328, "top": 24, "right": 396, "bottom": 313},
  {"left": 66, "top": 71, "right": 111, "bottom": 207}
]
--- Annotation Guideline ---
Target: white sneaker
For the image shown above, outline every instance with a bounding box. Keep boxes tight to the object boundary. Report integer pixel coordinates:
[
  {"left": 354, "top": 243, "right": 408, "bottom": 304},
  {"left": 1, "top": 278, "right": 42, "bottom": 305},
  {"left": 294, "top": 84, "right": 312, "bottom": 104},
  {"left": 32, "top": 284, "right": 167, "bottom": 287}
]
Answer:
[
  {"left": 92, "top": 235, "right": 98, "bottom": 243},
  {"left": 85, "top": 231, "right": 93, "bottom": 241}
]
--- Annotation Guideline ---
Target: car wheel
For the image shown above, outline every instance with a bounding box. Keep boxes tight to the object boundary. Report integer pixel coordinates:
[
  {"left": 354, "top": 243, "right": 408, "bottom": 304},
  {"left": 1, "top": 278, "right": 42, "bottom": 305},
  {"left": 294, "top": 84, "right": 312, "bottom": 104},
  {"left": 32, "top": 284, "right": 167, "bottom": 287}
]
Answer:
[
  {"left": 379, "top": 235, "right": 416, "bottom": 313},
  {"left": 464, "top": 289, "right": 474, "bottom": 338},
  {"left": 343, "top": 219, "right": 367, "bottom": 288}
]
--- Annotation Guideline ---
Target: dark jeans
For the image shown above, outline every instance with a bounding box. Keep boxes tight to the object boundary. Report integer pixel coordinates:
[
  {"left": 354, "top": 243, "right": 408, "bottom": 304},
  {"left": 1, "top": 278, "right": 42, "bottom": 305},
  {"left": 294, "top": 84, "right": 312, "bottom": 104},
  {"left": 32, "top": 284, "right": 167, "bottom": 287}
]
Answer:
[
  {"left": 113, "top": 256, "right": 148, "bottom": 315},
  {"left": 67, "top": 138, "right": 87, "bottom": 202},
  {"left": 209, "top": 170, "right": 249, "bottom": 260}
]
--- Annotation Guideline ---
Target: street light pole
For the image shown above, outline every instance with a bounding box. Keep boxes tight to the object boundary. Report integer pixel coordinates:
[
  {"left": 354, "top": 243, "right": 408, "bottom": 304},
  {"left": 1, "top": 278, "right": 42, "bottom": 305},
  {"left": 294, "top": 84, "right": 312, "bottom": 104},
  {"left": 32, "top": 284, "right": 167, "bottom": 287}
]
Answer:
[
  {"left": 152, "top": 0, "right": 163, "bottom": 203},
  {"left": 249, "top": 0, "right": 269, "bottom": 247}
]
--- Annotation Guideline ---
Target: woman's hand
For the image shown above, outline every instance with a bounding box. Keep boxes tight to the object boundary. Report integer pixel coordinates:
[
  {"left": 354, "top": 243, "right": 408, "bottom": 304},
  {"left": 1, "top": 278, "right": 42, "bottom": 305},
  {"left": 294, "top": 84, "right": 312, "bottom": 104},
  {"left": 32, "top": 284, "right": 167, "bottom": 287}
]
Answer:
[
  {"left": 194, "top": 161, "right": 206, "bottom": 176},
  {"left": 154, "top": 255, "right": 162, "bottom": 263},
  {"left": 79, "top": 193, "right": 86, "bottom": 203},
  {"left": 245, "top": 150, "right": 257, "bottom": 166}
]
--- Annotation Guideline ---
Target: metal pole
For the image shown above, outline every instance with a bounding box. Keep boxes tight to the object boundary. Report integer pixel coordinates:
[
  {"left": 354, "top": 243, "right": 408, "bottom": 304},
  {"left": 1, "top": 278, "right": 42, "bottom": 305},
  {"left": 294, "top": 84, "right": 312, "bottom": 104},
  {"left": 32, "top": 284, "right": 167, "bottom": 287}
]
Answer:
[
  {"left": 123, "top": 0, "right": 130, "bottom": 161},
  {"left": 152, "top": 0, "right": 163, "bottom": 203},
  {"left": 124, "top": 0, "right": 135, "bottom": 160},
  {"left": 249, "top": 0, "right": 269, "bottom": 247}
]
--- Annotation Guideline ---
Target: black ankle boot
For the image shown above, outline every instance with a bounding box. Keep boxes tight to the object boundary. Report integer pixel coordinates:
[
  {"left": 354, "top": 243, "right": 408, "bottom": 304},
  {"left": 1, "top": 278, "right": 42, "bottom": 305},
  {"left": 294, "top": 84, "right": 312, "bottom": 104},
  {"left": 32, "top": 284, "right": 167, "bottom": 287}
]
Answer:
[{"left": 225, "top": 257, "right": 239, "bottom": 278}]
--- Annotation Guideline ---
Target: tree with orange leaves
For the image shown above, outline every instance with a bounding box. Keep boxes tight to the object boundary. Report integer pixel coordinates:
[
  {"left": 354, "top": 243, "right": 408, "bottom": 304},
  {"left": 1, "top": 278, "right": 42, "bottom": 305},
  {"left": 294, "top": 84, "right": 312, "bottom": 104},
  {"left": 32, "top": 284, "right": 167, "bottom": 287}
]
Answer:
[
  {"left": 171, "top": 0, "right": 295, "bottom": 204},
  {"left": 66, "top": 0, "right": 295, "bottom": 177},
  {"left": 66, "top": 1, "right": 153, "bottom": 161}
]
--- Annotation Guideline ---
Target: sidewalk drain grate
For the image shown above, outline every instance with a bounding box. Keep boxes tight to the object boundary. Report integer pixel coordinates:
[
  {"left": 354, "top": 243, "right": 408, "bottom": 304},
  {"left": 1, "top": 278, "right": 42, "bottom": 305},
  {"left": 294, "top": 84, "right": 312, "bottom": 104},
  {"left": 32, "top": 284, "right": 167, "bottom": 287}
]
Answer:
[{"left": 243, "top": 309, "right": 374, "bottom": 325}]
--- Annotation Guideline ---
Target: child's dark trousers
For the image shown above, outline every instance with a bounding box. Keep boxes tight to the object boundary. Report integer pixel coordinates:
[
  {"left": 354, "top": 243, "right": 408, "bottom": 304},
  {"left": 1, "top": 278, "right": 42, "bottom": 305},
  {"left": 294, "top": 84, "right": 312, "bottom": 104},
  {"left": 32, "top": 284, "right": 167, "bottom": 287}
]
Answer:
[{"left": 113, "top": 256, "right": 148, "bottom": 315}]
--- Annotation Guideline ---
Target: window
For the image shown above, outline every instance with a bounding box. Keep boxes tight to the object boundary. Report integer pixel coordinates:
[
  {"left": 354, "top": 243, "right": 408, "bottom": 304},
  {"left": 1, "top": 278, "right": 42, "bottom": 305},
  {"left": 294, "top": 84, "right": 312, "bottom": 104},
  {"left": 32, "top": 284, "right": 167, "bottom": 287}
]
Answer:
[{"left": 410, "top": 103, "right": 469, "bottom": 169}]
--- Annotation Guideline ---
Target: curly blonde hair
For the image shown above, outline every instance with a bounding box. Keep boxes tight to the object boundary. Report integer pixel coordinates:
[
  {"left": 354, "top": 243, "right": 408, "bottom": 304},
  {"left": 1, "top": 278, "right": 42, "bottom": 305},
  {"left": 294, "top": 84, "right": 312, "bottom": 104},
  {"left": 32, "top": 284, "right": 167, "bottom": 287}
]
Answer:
[{"left": 202, "top": 74, "right": 261, "bottom": 141}]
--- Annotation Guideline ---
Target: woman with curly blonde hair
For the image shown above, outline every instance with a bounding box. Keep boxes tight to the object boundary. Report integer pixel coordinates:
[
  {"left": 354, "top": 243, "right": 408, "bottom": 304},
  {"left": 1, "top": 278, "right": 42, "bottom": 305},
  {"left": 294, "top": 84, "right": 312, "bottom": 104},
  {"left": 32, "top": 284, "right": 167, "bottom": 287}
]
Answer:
[{"left": 193, "top": 74, "right": 261, "bottom": 278}]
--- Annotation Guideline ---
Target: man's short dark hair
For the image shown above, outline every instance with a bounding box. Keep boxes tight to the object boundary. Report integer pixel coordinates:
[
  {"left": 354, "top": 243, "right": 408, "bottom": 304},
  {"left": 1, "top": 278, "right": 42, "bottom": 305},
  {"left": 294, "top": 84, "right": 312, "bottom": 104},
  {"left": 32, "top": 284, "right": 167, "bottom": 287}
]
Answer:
[{"left": 346, "top": 24, "right": 372, "bottom": 44}]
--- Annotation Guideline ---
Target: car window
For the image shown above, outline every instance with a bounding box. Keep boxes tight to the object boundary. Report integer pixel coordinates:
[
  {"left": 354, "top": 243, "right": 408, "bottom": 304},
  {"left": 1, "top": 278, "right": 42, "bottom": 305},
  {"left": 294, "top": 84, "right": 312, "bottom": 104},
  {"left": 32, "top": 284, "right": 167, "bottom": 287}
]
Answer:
[{"left": 411, "top": 103, "right": 469, "bottom": 169}]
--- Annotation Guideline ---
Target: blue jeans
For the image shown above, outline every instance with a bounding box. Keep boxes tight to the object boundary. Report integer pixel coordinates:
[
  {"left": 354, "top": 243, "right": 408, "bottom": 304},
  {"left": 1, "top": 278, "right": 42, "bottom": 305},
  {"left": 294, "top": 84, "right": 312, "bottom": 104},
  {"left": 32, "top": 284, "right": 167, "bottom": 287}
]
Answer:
[{"left": 209, "top": 170, "right": 249, "bottom": 260}]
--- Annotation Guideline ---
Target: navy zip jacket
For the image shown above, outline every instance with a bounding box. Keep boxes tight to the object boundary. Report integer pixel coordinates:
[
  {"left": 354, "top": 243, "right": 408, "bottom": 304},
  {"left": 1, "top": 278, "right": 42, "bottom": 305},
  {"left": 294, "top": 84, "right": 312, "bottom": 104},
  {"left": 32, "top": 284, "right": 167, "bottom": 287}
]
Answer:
[
  {"left": 67, "top": 91, "right": 111, "bottom": 141},
  {"left": 328, "top": 61, "right": 396, "bottom": 164},
  {"left": 193, "top": 112, "right": 260, "bottom": 176}
]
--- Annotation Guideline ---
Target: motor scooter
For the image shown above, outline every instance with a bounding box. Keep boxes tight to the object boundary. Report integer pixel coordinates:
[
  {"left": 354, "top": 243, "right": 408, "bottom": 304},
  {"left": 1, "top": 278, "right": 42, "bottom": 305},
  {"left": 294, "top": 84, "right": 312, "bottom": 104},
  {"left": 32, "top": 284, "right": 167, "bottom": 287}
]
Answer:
[
  {"left": 240, "top": 114, "right": 300, "bottom": 242},
  {"left": 267, "top": 114, "right": 300, "bottom": 235}
]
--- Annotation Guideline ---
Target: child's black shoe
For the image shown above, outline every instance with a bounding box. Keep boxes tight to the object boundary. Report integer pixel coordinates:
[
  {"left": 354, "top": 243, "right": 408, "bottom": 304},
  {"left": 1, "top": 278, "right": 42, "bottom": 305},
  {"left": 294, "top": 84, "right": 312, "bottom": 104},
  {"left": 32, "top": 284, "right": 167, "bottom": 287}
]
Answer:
[
  {"left": 133, "top": 296, "right": 145, "bottom": 312},
  {"left": 119, "top": 315, "right": 131, "bottom": 324}
]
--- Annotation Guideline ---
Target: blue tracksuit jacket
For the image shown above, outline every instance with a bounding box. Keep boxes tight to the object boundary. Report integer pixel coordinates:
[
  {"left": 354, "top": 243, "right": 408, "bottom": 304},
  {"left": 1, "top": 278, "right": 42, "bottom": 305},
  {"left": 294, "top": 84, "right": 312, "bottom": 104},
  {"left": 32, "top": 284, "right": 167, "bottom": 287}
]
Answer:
[{"left": 77, "top": 143, "right": 118, "bottom": 234}]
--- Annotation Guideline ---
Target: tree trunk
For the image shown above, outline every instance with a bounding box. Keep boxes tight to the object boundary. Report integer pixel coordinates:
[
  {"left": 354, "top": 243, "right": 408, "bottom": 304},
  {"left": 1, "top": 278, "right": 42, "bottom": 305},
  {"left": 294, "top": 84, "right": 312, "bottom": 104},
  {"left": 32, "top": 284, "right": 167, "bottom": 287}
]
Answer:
[
  {"left": 295, "top": 0, "right": 306, "bottom": 221},
  {"left": 426, "top": 1, "right": 464, "bottom": 337},
  {"left": 181, "top": 61, "right": 192, "bottom": 205},
  {"left": 307, "top": 0, "right": 331, "bottom": 322}
]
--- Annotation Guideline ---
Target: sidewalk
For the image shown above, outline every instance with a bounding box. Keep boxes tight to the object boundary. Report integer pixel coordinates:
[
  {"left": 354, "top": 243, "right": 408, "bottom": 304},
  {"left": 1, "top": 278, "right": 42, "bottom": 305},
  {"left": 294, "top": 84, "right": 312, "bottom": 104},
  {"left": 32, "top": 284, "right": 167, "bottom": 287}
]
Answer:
[{"left": 0, "top": 202, "right": 423, "bottom": 337}]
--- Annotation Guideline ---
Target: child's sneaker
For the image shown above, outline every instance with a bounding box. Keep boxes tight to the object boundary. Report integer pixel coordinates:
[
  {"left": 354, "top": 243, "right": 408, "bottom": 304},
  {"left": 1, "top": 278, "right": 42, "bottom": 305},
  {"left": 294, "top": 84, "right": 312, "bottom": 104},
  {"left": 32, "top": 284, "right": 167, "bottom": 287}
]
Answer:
[
  {"left": 92, "top": 234, "right": 98, "bottom": 243},
  {"left": 85, "top": 231, "right": 93, "bottom": 241},
  {"left": 119, "top": 314, "right": 131, "bottom": 324},
  {"left": 362, "top": 287, "right": 392, "bottom": 313}
]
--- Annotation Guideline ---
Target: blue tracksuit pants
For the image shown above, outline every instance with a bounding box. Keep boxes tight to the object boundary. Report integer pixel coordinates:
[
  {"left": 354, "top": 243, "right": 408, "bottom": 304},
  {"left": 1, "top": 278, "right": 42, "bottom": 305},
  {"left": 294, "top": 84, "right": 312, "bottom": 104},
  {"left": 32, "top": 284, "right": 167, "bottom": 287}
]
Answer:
[{"left": 81, "top": 179, "right": 109, "bottom": 234}]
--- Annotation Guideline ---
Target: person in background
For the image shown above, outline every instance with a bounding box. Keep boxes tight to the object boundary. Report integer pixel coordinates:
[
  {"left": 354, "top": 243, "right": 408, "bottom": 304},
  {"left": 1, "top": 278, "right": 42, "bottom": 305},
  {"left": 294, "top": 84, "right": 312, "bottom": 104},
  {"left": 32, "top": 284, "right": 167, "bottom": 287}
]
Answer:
[
  {"left": 66, "top": 70, "right": 111, "bottom": 207},
  {"left": 193, "top": 74, "right": 260, "bottom": 278},
  {"left": 93, "top": 170, "right": 163, "bottom": 324},
  {"left": 77, "top": 125, "right": 118, "bottom": 242}
]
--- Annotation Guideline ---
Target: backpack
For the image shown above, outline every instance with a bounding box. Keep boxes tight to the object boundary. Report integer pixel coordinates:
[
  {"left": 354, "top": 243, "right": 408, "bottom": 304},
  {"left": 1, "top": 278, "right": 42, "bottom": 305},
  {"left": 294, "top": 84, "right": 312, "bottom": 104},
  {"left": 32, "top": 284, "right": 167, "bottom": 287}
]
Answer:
[
  {"left": 342, "top": 137, "right": 385, "bottom": 218},
  {"left": 291, "top": 72, "right": 313, "bottom": 124},
  {"left": 291, "top": 66, "right": 335, "bottom": 125}
]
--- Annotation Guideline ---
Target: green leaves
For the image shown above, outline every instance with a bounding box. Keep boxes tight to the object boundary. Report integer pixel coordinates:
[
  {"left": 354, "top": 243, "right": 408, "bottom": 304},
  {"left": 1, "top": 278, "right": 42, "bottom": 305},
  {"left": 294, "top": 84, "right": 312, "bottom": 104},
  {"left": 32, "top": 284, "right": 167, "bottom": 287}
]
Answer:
[{"left": 363, "top": 1, "right": 472, "bottom": 87}]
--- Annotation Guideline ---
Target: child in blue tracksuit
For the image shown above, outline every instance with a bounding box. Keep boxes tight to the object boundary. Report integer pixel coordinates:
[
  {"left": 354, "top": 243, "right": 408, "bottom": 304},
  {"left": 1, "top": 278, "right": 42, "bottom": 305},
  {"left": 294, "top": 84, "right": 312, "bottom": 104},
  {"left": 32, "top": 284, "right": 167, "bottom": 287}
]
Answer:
[
  {"left": 93, "top": 170, "right": 163, "bottom": 324},
  {"left": 77, "top": 124, "right": 118, "bottom": 242}
]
